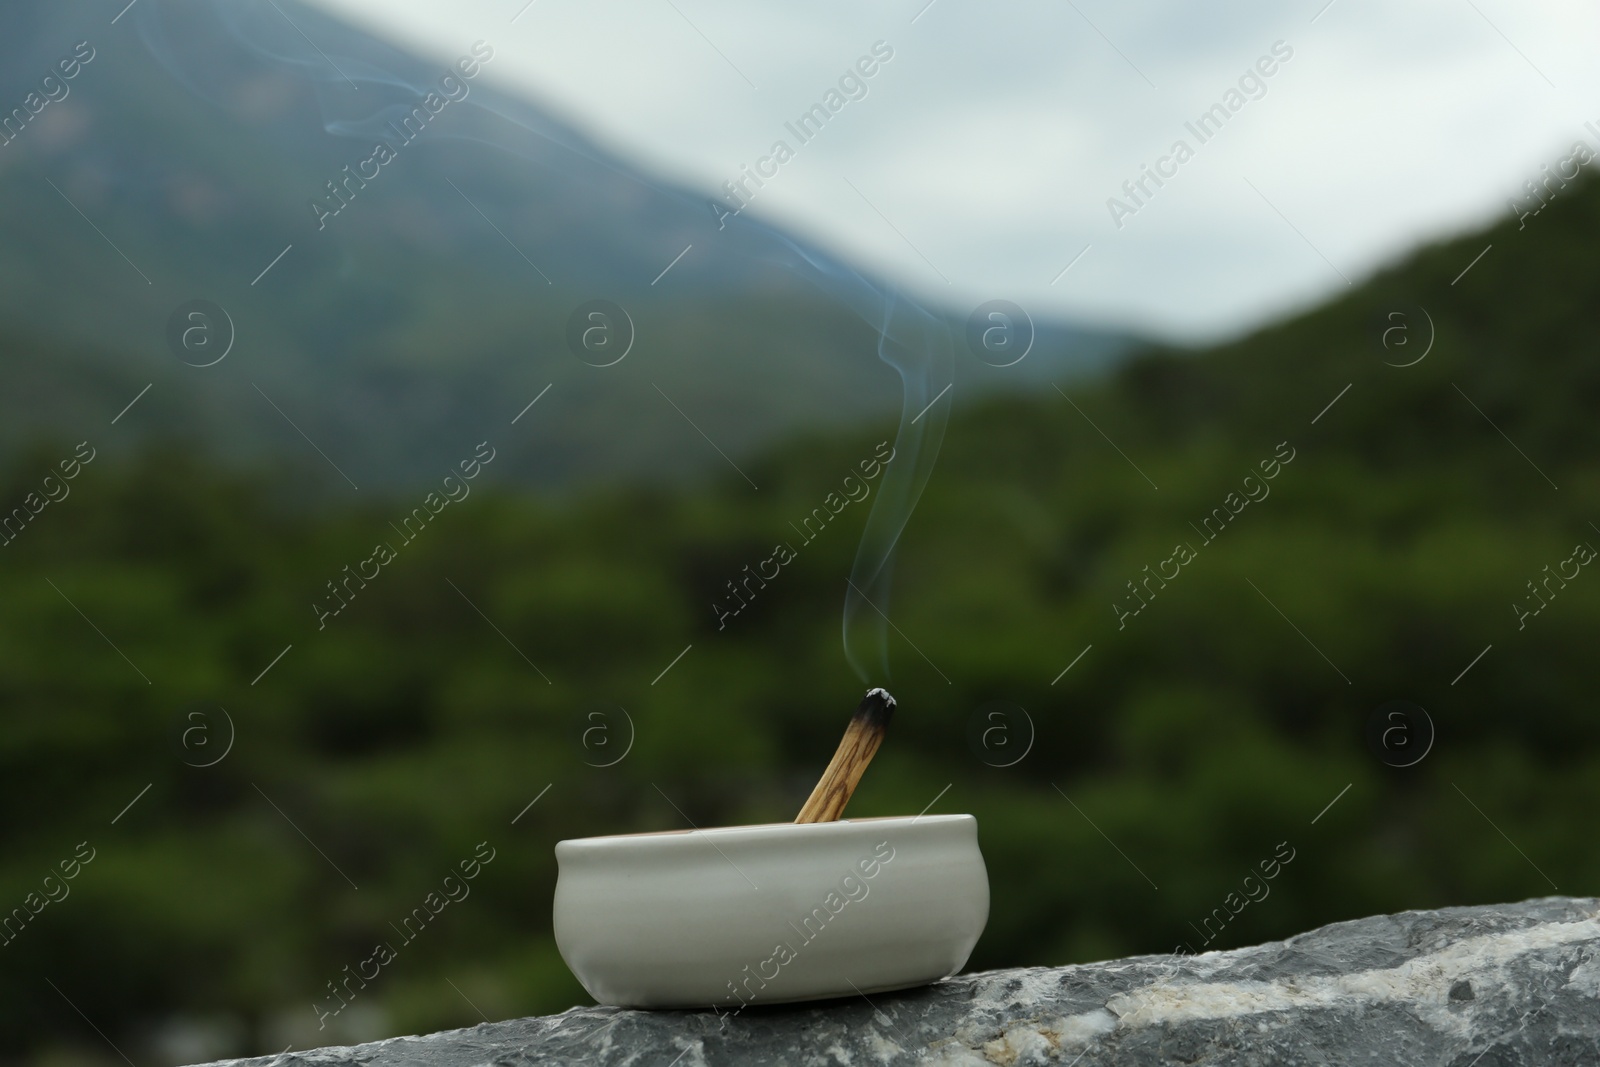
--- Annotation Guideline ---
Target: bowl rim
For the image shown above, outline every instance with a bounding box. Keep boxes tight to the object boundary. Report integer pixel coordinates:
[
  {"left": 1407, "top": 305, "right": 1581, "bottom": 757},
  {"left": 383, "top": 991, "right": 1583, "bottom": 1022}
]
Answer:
[{"left": 556, "top": 812, "right": 974, "bottom": 848}]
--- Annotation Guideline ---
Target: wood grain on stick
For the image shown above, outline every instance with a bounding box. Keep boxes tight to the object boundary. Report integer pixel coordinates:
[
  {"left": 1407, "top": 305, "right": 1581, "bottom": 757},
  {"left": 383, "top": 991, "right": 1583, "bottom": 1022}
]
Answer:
[{"left": 795, "top": 688, "right": 895, "bottom": 823}]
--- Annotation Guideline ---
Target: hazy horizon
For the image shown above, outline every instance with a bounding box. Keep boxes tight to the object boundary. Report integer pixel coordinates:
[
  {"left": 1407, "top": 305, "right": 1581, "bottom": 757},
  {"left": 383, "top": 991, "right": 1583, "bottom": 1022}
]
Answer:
[{"left": 305, "top": 0, "right": 1597, "bottom": 342}]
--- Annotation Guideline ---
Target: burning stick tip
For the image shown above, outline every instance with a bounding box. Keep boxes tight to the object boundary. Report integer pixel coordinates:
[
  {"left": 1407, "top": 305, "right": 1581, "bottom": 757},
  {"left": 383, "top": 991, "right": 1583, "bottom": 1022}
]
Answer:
[{"left": 859, "top": 687, "right": 896, "bottom": 724}]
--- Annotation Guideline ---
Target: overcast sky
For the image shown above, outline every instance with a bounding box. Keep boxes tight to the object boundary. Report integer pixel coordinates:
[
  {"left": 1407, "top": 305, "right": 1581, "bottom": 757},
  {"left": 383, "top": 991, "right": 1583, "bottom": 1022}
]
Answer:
[{"left": 306, "top": 0, "right": 1597, "bottom": 341}]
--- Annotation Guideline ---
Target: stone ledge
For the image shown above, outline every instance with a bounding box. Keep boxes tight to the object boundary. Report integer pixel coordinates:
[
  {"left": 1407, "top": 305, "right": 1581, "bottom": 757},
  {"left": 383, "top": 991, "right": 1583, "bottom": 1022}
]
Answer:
[{"left": 204, "top": 897, "right": 1600, "bottom": 1066}]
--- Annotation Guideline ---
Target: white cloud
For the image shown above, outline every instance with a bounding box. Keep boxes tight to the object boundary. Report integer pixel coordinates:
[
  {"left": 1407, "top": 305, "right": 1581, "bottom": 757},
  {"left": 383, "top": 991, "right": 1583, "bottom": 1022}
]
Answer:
[{"left": 307, "top": 0, "right": 1600, "bottom": 340}]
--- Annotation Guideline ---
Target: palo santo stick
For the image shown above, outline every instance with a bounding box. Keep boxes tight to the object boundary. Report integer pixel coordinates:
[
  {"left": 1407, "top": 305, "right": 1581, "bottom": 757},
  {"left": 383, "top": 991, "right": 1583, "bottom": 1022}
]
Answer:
[{"left": 795, "top": 688, "right": 896, "bottom": 823}]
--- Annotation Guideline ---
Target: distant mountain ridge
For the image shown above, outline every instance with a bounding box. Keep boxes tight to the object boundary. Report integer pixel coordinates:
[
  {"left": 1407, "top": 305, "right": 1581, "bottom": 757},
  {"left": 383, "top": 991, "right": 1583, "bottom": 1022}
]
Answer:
[{"left": 0, "top": 0, "right": 1128, "bottom": 491}]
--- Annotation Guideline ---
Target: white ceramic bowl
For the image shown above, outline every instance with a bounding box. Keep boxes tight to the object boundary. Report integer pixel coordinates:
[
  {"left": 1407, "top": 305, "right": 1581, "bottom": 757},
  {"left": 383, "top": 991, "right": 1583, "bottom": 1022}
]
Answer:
[{"left": 553, "top": 814, "right": 989, "bottom": 1009}]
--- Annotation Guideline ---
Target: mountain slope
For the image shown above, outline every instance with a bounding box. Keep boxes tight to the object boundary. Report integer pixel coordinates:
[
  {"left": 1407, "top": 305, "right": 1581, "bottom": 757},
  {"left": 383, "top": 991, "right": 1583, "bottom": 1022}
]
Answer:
[{"left": 0, "top": 0, "right": 1126, "bottom": 490}]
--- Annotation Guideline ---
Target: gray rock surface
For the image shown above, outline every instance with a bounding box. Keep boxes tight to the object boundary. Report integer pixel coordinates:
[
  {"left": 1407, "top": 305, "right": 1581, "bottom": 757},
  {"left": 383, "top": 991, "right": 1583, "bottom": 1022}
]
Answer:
[{"left": 208, "top": 897, "right": 1600, "bottom": 1066}]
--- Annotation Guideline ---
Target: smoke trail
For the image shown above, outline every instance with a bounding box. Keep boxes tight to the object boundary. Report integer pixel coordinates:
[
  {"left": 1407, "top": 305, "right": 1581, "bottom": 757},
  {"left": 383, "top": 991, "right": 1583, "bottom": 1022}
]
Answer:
[
  {"left": 845, "top": 299, "right": 952, "bottom": 682},
  {"left": 732, "top": 221, "right": 954, "bottom": 680}
]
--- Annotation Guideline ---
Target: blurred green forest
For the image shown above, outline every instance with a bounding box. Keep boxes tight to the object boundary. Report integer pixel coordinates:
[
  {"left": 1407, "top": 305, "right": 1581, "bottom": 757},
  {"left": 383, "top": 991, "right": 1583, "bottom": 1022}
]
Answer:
[{"left": 4, "top": 174, "right": 1600, "bottom": 1065}]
